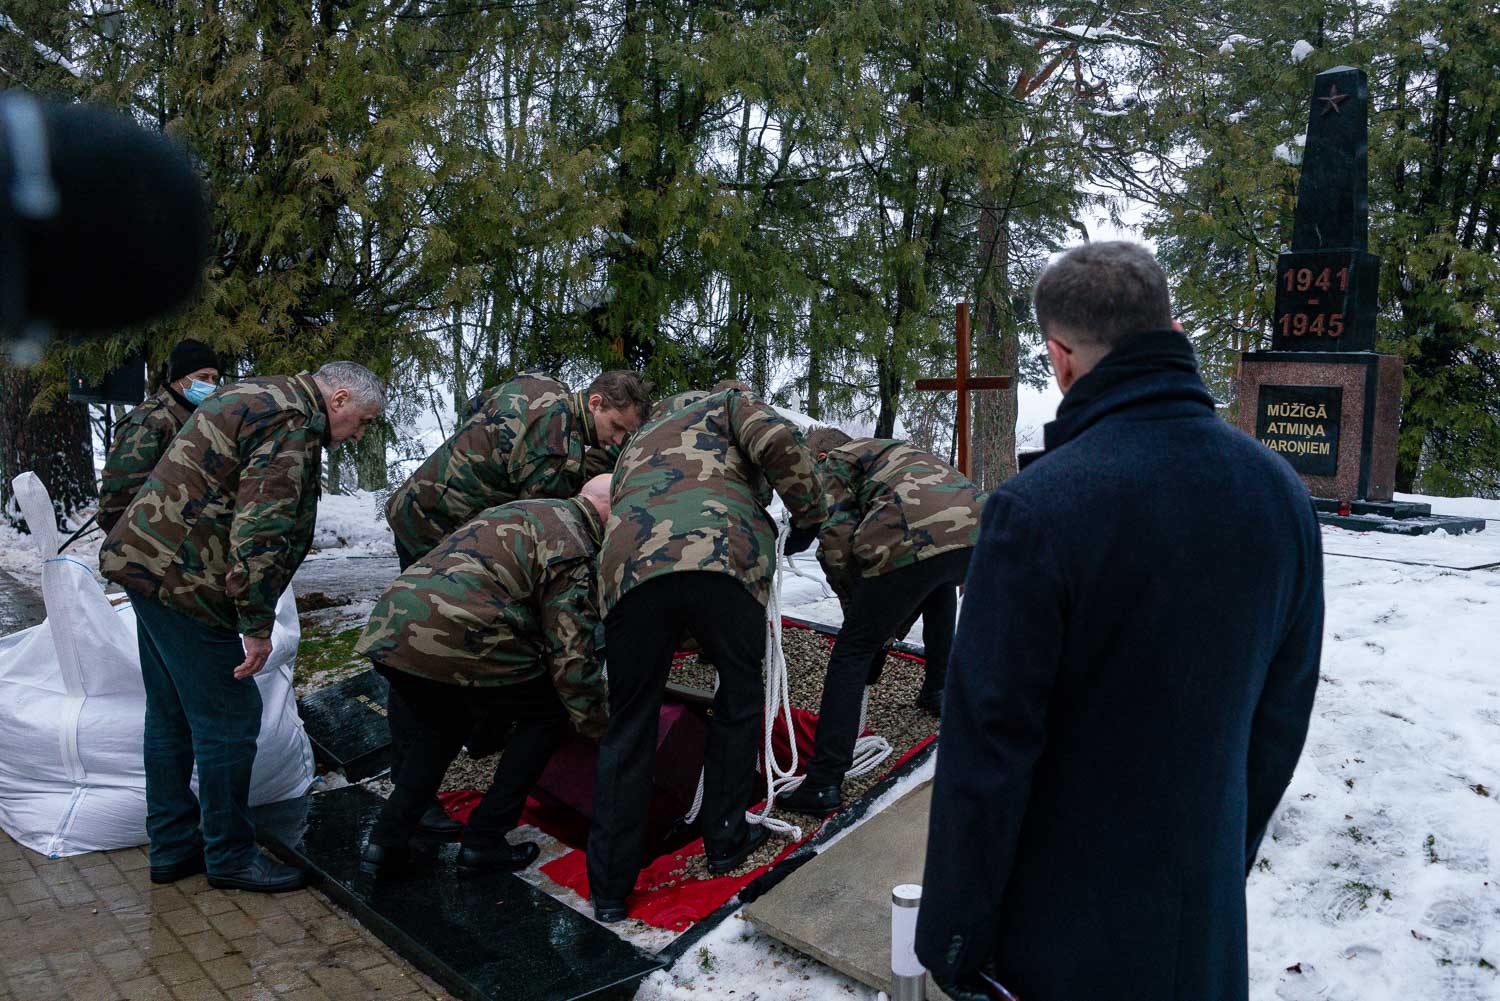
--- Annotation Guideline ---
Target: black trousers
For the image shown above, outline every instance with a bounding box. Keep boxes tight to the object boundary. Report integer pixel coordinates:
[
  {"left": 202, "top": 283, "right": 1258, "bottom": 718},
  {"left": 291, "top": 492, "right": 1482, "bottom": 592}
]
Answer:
[
  {"left": 370, "top": 663, "right": 567, "bottom": 850},
  {"left": 394, "top": 537, "right": 422, "bottom": 572},
  {"left": 587, "top": 572, "right": 766, "bottom": 901},
  {"left": 805, "top": 548, "right": 972, "bottom": 789}
]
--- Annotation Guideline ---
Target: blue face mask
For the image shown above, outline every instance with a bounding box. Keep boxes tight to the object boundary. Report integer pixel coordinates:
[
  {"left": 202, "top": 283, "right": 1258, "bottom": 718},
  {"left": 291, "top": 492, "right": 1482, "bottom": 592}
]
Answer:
[{"left": 183, "top": 379, "right": 215, "bottom": 405}]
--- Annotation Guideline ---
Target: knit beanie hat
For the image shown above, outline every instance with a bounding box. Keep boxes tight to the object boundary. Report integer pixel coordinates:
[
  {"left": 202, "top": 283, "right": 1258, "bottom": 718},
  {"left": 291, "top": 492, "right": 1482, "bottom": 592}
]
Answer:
[{"left": 168, "top": 339, "right": 219, "bottom": 383}]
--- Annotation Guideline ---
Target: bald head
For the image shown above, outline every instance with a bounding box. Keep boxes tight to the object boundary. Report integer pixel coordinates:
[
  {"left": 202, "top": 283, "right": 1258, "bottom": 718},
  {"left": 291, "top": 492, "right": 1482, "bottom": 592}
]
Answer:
[{"left": 579, "top": 474, "right": 613, "bottom": 522}]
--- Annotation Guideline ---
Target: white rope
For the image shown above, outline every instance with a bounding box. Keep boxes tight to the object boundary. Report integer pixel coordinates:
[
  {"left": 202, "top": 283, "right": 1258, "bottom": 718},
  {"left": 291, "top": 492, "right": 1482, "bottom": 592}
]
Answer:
[
  {"left": 847, "top": 686, "right": 893, "bottom": 779},
  {"left": 745, "top": 512, "right": 804, "bottom": 839},
  {"left": 682, "top": 512, "right": 893, "bottom": 837}
]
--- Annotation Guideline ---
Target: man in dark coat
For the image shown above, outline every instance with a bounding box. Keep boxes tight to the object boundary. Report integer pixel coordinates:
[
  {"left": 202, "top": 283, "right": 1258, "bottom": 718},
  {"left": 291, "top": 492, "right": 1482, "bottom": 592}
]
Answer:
[{"left": 916, "top": 241, "right": 1323, "bottom": 1001}]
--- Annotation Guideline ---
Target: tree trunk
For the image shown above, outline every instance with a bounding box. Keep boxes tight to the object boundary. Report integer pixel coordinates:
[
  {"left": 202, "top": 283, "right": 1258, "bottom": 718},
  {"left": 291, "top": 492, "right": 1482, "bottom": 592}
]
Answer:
[
  {"left": 970, "top": 206, "right": 1018, "bottom": 490},
  {"left": 806, "top": 339, "right": 823, "bottom": 420},
  {"left": 0, "top": 369, "right": 97, "bottom": 529},
  {"left": 356, "top": 423, "right": 389, "bottom": 492},
  {"left": 875, "top": 350, "right": 900, "bottom": 438}
]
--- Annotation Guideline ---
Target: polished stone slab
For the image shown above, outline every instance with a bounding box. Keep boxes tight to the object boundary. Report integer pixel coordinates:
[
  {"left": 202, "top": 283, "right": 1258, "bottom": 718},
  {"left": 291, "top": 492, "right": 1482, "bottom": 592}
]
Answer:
[
  {"left": 744, "top": 781, "right": 951, "bottom": 1000},
  {"left": 258, "top": 785, "right": 662, "bottom": 1001},
  {"left": 297, "top": 668, "right": 393, "bottom": 781}
]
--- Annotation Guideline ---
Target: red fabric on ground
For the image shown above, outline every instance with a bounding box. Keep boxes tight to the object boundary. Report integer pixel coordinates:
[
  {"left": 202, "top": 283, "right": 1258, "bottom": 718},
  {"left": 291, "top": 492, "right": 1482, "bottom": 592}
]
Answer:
[{"left": 437, "top": 620, "right": 932, "bottom": 930}]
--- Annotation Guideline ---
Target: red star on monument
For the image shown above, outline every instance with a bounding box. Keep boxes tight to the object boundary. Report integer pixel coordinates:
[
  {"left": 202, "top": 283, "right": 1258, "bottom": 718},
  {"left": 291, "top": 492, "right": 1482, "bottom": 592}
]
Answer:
[{"left": 1318, "top": 84, "right": 1350, "bottom": 115}]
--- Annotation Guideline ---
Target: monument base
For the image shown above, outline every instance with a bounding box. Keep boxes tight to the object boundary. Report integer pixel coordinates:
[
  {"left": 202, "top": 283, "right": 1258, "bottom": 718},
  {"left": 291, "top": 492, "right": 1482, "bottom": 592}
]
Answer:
[
  {"left": 1237, "top": 351, "right": 1401, "bottom": 502},
  {"left": 1312, "top": 497, "right": 1485, "bottom": 536}
]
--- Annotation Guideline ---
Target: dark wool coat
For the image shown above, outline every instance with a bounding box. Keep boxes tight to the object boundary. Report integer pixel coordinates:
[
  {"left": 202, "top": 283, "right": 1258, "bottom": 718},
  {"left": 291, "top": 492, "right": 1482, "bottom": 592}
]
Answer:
[{"left": 916, "top": 330, "right": 1324, "bottom": 1001}]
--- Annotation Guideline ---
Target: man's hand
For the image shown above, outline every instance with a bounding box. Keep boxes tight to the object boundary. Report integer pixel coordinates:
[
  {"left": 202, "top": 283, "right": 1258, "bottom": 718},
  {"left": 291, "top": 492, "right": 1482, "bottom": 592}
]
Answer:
[
  {"left": 235, "top": 635, "right": 273, "bottom": 680},
  {"left": 931, "top": 964, "right": 1020, "bottom": 1001}
]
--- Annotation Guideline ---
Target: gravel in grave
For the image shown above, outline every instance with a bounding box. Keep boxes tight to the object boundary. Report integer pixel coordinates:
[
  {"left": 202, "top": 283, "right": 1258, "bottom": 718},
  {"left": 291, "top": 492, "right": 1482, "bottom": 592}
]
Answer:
[
  {"left": 668, "top": 625, "right": 938, "bottom": 878},
  {"left": 432, "top": 626, "right": 939, "bottom": 885}
]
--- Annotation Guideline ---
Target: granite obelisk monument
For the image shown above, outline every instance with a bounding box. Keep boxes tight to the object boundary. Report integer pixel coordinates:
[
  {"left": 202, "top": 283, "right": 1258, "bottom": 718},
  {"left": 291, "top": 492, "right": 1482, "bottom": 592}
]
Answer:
[
  {"left": 1236, "top": 66, "right": 1401, "bottom": 501},
  {"left": 1236, "top": 67, "right": 1481, "bottom": 535}
]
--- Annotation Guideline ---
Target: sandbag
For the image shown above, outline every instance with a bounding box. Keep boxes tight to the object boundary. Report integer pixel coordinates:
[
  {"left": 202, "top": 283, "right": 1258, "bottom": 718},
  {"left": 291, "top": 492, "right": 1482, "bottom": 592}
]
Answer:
[{"left": 0, "top": 472, "right": 314, "bottom": 857}]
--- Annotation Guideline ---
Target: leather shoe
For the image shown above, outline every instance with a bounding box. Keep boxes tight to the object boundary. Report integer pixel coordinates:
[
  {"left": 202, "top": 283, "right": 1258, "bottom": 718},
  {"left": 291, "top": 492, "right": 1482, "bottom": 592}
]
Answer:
[
  {"left": 456, "top": 840, "right": 540, "bottom": 876},
  {"left": 777, "top": 783, "right": 841, "bottom": 816},
  {"left": 206, "top": 854, "right": 305, "bottom": 893},
  {"left": 150, "top": 851, "right": 206, "bottom": 885},
  {"left": 915, "top": 687, "right": 943, "bottom": 717},
  {"left": 358, "top": 842, "right": 411, "bottom": 876},
  {"left": 417, "top": 801, "right": 463, "bottom": 838},
  {"left": 705, "top": 822, "right": 769, "bottom": 875},
  {"left": 593, "top": 898, "right": 628, "bottom": 923}
]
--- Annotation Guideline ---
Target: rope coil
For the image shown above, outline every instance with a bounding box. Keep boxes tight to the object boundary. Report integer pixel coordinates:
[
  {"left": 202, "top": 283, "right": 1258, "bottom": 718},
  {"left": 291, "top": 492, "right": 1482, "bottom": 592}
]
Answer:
[{"left": 683, "top": 510, "right": 893, "bottom": 841}]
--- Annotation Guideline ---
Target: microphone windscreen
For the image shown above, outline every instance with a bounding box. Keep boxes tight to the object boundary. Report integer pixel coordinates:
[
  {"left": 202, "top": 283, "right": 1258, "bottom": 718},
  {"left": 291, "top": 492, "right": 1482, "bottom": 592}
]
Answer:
[{"left": 23, "top": 100, "right": 209, "bottom": 331}]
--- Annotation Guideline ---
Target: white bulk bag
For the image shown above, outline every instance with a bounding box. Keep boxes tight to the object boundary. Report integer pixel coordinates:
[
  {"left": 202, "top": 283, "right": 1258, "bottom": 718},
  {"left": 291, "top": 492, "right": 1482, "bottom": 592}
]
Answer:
[{"left": 0, "top": 472, "right": 314, "bottom": 857}]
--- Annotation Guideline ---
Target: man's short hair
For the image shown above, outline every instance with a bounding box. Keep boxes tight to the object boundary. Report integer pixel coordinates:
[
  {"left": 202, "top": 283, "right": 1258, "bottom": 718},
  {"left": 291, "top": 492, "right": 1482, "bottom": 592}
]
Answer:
[
  {"left": 314, "top": 361, "right": 386, "bottom": 410},
  {"left": 1033, "top": 241, "right": 1173, "bottom": 350},
  {"left": 805, "top": 425, "right": 853, "bottom": 455},
  {"left": 588, "top": 370, "right": 651, "bottom": 424}
]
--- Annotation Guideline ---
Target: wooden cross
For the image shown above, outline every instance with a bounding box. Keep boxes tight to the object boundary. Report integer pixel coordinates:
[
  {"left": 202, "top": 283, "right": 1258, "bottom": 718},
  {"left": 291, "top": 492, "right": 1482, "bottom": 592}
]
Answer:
[{"left": 913, "top": 302, "right": 1012, "bottom": 478}]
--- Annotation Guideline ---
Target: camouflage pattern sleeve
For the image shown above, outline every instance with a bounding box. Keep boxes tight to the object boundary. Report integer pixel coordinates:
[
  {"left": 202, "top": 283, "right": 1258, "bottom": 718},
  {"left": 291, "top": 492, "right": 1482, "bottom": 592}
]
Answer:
[
  {"left": 513, "top": 394, "right": 590, "bottom": 500},
  {"left": 726, "top": 394, "right": 828, "bottom": 529},
  {"left": 538, "top": 558, "right": 608, "bottom": 738},
  {"left": 814, "top": 451, "right": 862, "bottom": 603},
  {"left": 583, "top": 444, "right": 620, "bottom": 478},
  {"left": 96, "top": 393, "right": 188, "bottom": 535},
  {"left": 226, "top": 414, "right": 318, "bottom": 637}
]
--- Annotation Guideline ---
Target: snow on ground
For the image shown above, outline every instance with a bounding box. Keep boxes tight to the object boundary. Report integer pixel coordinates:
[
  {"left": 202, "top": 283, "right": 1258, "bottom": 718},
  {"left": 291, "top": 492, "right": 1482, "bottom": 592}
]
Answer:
[
  {"left": 637, "top": 523, "right": 1500, "bottom": 1001},
  {"left": 310, "top": 489, "right": 396, "bottom": 556}
]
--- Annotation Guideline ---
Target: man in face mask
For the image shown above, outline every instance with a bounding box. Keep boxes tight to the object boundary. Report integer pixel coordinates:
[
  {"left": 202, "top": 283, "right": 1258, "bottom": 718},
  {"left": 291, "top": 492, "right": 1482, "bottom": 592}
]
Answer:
[{"left": 97, "top": 338, "right": 221, "bottom": 535}]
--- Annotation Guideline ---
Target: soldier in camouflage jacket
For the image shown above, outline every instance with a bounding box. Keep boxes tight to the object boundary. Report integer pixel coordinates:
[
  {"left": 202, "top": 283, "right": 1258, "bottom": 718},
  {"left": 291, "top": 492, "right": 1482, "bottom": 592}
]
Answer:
[
  {"left": 384, "top": 371, "right": 648, "bottom": 567},
  {"left": 101, "top": 363, "right": 385, "bottom": 892},
  {"left": 96, "top": 339, "right": 220, "bottom": 535},
  {"left": 778, "top": 428, "right": 983, "bottom": 816},
  {"left": 355, "top": 482, "right": 613, "bottom": 875},
  {"left": 587, "top": 386, "right": 826, "bottom": 919}
]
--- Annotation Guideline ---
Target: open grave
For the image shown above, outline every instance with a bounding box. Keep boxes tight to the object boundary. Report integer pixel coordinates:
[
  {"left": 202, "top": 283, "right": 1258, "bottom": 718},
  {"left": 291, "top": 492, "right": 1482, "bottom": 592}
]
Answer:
[{"left": 263, "top": 615, "right": 939, "bottom": 1001}]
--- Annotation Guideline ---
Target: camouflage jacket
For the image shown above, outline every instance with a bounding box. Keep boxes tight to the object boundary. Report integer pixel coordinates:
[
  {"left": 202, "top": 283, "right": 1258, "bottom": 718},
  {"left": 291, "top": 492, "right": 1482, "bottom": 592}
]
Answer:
[
  {"left": 385, "top": 374, "right": 602, "bottom": 560},
  {"left": 100, "top": 373, "right": 327, "bottom": 638},
  {"left": 648, "top": 389, "right": 708, "bottom": 423},
  {"left": 816, "top": 438, "right": 982, "bottom": 600},
  {"left": 600, "top": 388, "right": 827, "bottom": 613},
  {"left": 96, "top": 388, "right": 193, "bottom": 535},
  {"left": 355, "top": 497, "right": 609, "bottom": 737}
]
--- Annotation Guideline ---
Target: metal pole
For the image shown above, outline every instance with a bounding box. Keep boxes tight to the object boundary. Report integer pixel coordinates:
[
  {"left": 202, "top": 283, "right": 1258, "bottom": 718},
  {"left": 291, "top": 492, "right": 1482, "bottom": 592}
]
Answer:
[{"left": 891, "top": 883, "right": 925, "bottom": 1001}]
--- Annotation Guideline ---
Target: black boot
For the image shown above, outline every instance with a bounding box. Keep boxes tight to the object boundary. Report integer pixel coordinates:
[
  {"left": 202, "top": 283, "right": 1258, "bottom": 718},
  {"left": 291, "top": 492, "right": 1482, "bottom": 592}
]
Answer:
[
  {"left": 150, "top": 850, "right": 206, "bottom": 885},
  {"left": 777, "top": 782, "right": 841, "bottom": 816},
  {"left": 705, "top": 822, "right": 770, "bottom": 875},
  {"left": 358, "top": 842, "right": 411, "bottom": 876},
  {"left": 417, "top": 800, "right": 463, "bottom": 838},
  {"left": 456, "top": 840, "right": 541, "bottom": 877},
  {"left": 915, "top": 686, "right": 943, "bottom": 717},
  {"left": 207, "top": 854, "right": 305, "bottom": 893}
]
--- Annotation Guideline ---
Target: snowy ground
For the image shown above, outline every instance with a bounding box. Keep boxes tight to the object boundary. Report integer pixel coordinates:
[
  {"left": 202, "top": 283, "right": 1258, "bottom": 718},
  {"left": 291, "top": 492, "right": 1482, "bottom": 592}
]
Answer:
[
  {"left": 636, "top": 493, "right": 1500, "bottom": 1001},
  {"left": 2, "top": 481, "right": 1497, "bottom": 999}
]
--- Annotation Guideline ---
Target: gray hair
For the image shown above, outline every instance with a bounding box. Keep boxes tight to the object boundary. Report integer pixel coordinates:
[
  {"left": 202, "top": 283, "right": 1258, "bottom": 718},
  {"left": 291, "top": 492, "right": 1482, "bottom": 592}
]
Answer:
[
  {"left": 314, "top": 361, "right": 386, "bottom": 410},
  {"left": 1033, "top": 241, "right": 1173, "bottom": 350}
]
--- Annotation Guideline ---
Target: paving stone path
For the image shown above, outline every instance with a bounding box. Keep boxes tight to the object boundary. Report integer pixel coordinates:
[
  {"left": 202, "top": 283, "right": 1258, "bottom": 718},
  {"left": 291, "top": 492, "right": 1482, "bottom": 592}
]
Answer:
[{"left": 0, "top": 833, "right": 452, "bottom": 1001}]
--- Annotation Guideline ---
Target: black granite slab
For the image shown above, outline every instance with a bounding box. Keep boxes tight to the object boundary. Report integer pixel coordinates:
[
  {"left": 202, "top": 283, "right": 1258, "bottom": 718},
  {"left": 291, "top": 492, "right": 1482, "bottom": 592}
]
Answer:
[
  {"left": 1312, "top": 497, "right": 1431, "bottom": 520},
  {"left": 1316, "top": 511, "right": 1485, "bottom": 537},
  {"left": 258, "top": 785, "right": 662, "bottom": 1001},
  {"left": 297, "top": 669, "right": 393, "bottom": 781}
]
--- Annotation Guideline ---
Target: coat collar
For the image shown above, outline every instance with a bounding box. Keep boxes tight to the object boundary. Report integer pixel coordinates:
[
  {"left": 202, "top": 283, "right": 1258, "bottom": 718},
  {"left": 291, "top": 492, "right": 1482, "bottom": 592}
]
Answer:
[
  {"left": 293, "top": 372, "right": 332, "bottom": 445},
  {"left": 1042, "top": 328, "right": 1216, "bottom": 453},
  {"left": 568, "top": 495, "right": 605, "bottom": 545},
  {"left": 567, "top": 391, "right": 600, "bottom": 449}
]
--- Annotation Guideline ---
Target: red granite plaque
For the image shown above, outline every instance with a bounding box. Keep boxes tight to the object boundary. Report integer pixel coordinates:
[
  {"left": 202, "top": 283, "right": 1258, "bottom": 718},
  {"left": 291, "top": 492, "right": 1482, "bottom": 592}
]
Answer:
[{"left": 1237, "top": 352, "right": 1402, "bottom": 502}]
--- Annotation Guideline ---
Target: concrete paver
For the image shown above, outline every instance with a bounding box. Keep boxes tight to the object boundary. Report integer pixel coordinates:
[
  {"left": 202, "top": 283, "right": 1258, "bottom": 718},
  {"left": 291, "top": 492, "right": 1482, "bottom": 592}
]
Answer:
[{"left": 0, "top": 832, "right": 452, "bottom": 1001}]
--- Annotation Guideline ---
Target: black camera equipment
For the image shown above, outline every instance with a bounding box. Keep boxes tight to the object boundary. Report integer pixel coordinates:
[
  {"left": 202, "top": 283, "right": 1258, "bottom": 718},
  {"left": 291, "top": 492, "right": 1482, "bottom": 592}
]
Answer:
[{"left": 0, "top": 92, "right": 209, "bottom": 360}]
